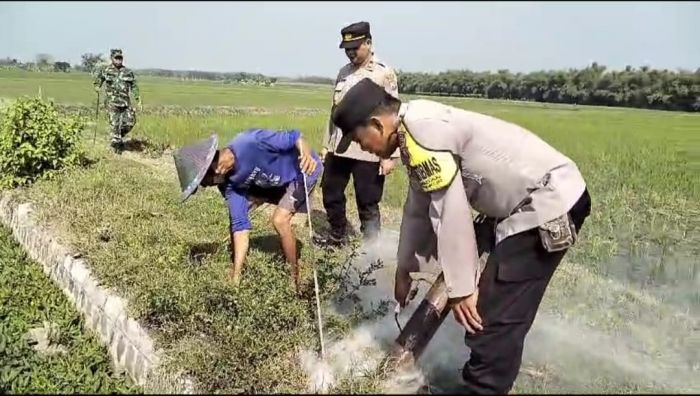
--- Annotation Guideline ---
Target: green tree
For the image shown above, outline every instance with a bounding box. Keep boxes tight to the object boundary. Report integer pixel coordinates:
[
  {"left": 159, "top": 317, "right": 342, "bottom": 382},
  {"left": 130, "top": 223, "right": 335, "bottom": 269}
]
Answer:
[
  {"left": 53, "top": 61, "right": 71, "bottom": 72},
  {"left": 80, "top": 53, "right": 104, "bottom": 73},
  {"left": 397, "top": 62, "right": 700, "bottom": 112}
]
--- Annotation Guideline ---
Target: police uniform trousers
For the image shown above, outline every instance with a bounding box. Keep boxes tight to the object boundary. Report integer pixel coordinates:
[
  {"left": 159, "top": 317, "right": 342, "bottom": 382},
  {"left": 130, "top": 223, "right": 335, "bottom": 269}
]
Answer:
[
  {"left": 321, "top": 153, "right": 385, "bottom": 240},
  {"left": 463, "top": 189, "right": 592, "bottom": 394}
]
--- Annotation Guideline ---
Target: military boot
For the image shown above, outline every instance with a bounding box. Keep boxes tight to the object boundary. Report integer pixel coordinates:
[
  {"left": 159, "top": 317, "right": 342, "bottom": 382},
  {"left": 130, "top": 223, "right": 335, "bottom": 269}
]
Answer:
[{"left": 110, "top": 135, "right": 124, "bottom": 154}]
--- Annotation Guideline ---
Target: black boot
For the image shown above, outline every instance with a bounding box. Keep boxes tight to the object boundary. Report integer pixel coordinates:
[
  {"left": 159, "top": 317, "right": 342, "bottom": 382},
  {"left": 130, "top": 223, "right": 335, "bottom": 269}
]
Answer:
[
  {"left": 110, "top": 139, "right": 124, "bottom": 154},
  {"left": 312, "top": 229, "right": 348, "bottom": 248},
  {"left": 113, "top": 143, "right": 124, "bottom": 154},
  {"left": 360, "top": 218, "right": 381, "bottom": 245}
]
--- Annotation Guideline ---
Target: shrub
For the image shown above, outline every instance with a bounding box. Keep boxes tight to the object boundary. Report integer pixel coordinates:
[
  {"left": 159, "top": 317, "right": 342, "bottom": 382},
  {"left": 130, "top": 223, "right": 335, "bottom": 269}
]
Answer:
[{"left": 0, "top": 96, "right": 86, "bottom": 189}]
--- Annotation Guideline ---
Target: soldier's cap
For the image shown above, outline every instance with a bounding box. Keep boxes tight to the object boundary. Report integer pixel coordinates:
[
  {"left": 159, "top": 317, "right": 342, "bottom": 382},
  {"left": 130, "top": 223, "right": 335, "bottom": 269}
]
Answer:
[
  {"left": 332, "top": 78, "right": 395, "bottom": 154},
  {"left": 110, "top": 49, "right": 123, "bottom": 59},
  {"left": 339, "top": 21, "right": 371, "bottom": 49},
  {"left": 172, "top": 134, "right": 219, "bottom": 203}
]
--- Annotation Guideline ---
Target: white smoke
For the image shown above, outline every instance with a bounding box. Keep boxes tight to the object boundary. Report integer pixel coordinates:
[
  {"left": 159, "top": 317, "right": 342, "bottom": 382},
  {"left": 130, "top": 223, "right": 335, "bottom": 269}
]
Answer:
[
  {"left": 299, "top": 230, "right": 700, "bottom": 394},
  {"left": 299, "top": 230, "right": 458, "bottom": 394}
]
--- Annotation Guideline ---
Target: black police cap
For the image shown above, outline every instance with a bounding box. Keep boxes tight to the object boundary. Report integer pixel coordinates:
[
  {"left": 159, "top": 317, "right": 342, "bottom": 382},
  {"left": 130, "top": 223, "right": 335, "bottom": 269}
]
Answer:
[
  {"left": 339, "top": 21, "right": 371, "bottom": 49},
  {"left": 331, "top": 78, "right": 388, "bottom": 154}
]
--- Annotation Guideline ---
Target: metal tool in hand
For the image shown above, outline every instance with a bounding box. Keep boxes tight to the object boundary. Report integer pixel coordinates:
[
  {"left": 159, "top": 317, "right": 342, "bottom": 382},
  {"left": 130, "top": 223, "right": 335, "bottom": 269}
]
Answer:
[
  {"left": 388, "top": 272, "right": 451, "bottom": 370},
  {"left": 388, "top": 257, "right": 488, "bottom": 370},
  {"left": 302, "top": 171, "right": 326, "bottom": 359},
  {"left": 393, "top": 273, "right": 431, "bottom": 333},
  {"left": 394, "top": 303, "right": 404, "bottom": 333}
]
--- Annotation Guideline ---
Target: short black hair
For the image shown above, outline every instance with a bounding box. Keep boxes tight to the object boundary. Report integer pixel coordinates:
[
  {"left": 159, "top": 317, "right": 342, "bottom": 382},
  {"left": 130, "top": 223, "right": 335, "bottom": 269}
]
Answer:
[
  {"left": 352, "top": 91, "right": 401, "bottom": 130},
  {"left": 370, "top": 90, "right": 401, "bottom": 117}
]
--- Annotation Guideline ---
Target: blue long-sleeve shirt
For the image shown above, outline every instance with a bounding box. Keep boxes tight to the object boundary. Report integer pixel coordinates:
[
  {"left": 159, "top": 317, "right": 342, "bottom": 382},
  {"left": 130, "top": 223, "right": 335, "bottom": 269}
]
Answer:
[{"left": 218, "top": 129, "right": 322, "bottom": 232}]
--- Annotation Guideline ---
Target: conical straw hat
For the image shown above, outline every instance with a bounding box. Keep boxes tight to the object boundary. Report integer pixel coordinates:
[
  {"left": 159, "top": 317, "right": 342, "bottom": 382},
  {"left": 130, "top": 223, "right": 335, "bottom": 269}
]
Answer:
[{"left": 172, "top": 134, "right": 219, "bottom": 202}]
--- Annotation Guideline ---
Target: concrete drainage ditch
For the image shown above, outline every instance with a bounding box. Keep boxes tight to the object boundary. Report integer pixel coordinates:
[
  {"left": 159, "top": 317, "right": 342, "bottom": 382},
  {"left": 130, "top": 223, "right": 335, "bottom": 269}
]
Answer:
[{"left": 0, "top": 193, "right": 194, "bottom": 394}]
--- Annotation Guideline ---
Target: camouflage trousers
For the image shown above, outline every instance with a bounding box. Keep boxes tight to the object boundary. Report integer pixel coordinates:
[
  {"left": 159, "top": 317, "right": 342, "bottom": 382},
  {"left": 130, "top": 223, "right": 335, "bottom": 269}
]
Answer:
[{"left": 107, "top": 106, "right": 136, "bottom": 144}]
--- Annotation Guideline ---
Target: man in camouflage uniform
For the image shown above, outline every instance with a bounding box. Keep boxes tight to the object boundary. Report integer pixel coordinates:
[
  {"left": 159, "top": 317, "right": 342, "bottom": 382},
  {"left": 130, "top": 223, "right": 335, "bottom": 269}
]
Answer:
[
  {"left": 319, "top": 21, "right": 401, "bottom": 247},
  {"left": 93, "top": 49, "right": 142, "bottom": 150}
]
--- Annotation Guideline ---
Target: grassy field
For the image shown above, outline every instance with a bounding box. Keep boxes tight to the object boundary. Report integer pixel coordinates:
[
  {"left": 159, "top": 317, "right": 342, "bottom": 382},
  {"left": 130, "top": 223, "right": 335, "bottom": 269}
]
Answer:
[
  {"left": 1, "top": 69, "right": 699, "bottom": 393},
  {"left": 0, "top": 69, "right": 330, "bottom": 108},
  {"left": 0, "top": 226, "right": 138, "bottom": 394}
]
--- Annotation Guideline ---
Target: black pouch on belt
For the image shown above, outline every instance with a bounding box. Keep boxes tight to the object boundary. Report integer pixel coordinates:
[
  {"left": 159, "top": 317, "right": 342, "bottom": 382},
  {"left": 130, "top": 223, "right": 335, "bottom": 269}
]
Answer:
[{"left": 538, "top": 213, "right": 578, "bottom": 252}]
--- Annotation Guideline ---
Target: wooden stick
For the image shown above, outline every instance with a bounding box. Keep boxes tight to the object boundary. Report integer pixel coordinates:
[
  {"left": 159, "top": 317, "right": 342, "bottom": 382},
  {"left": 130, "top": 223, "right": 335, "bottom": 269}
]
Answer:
[{"left": 303, "top": 172, "right": 325, "bottom": 359}]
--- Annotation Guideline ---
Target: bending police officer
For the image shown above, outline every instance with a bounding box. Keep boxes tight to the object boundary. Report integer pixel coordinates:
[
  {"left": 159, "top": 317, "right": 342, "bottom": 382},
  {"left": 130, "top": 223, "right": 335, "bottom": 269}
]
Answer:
[{"left": 331, "top": 78, "right": 592, "bottom": 395}]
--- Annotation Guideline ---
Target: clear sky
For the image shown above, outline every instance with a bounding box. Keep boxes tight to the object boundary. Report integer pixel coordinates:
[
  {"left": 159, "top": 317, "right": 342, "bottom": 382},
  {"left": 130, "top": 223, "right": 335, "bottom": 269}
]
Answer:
[{"left": 1, "top": 1, "right": 698, "bottom": 77}]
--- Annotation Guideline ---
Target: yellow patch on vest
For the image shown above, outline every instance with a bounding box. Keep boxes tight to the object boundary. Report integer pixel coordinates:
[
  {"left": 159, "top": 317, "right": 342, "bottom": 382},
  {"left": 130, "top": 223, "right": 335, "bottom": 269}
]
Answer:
[{"left": 399, "top": 124, "right": 458, "bottom": 193}]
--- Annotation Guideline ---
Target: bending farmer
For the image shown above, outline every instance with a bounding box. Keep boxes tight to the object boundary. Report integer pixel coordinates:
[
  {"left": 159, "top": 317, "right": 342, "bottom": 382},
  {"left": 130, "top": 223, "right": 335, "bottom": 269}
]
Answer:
[
  {"left": 331, "top": 78, "right": 592, "bottom": 394},
  {"left": 172, "top": 129, "right": 322, "bottom": 294}
]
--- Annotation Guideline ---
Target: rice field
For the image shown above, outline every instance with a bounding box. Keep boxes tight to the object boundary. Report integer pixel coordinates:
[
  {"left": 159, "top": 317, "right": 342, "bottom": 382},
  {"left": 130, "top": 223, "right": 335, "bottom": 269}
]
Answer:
[{"left": 1, "top": 69, "right": 699, "bottom": 393}]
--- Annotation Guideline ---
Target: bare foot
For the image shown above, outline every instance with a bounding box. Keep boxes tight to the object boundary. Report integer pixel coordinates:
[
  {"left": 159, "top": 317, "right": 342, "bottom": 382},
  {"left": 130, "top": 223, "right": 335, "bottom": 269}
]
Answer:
[{"left": 228, "top": 268, "right": 241, "bottom": 286}]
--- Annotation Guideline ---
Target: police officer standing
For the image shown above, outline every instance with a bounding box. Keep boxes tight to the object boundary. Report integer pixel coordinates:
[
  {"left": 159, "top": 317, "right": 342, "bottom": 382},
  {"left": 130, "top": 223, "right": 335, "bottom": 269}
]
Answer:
[
  {"left": 331, "top": 78, "right": 592, "bottom": 394},
  {"left": 319, "top": 21, "right": 400, "bottom": 247}
]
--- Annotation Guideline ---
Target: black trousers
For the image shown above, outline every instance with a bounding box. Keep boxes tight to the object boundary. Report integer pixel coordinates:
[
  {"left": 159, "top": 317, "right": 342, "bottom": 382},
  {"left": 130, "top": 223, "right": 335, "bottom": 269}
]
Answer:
[
  {"left": 321, "top": 153, "right": 385, "bottom": 240},
  {"left": 462, "top": 190, "right": 592, "bottom": 394}
]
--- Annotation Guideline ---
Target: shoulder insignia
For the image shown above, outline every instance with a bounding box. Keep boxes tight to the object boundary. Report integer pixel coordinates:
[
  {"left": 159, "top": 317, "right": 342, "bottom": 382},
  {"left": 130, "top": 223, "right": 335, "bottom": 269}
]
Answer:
[{"left": 398, "top": 122, "right": 459, "bottom": 193}]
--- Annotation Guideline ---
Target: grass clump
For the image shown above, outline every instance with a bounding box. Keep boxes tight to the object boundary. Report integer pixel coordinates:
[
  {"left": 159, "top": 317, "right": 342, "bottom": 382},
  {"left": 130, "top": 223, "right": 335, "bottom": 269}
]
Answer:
[{"left": 0, "top": 226, "right": 138, "bottom": 394}]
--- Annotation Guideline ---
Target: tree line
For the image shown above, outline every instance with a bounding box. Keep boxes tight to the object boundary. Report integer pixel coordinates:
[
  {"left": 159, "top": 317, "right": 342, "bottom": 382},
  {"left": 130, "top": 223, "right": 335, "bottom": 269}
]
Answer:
[
  {"left": 1, "top": 53, "right": 278, "bottom": 86},
  {"left": 2, "top": 53, "right": 698, "bottom": 112},
  {"left": 396, "top": 62, "right": 700, "bottom": 112},
  {"left": 136, "top": 68, "right": 277, "bottom": 86},
  {"left": 277, "top": 76, "right": 335, "bottom": 85},
  {"left": 1, "top": 54, "right": 72, "bottom": 73},
  {"left": 1, "top": 53, "right": 112, "bottom": 73}
]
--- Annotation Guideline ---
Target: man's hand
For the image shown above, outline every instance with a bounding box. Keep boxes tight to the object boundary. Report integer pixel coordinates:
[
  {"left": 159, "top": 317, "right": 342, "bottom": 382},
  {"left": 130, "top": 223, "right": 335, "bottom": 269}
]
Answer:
[
  {"left": 320, "top": 148, "right": 329, "bottom": 162},
  {"left": 215, "top": 148, "right": 235, "bottom": 175},
  {"left": 138, "top": 99, "right": 143, "bottom": 112},
  {"left": 94, "top": 87, "right": 100, "bottom": 94},
  {"left": 296, "top": 138, "right": 317, "bottom": 175},
  {"left": 379, "top": 158, "right": 397, "bottom": 176},
  {"left": 394, "top": 268, "right": 413, "bottom": 308},
  {"left": 229, "top": 230, "right": 249, "bottom": 287},
  {"left": 451, "top": 290, "right": 483, "bottom": 334}
]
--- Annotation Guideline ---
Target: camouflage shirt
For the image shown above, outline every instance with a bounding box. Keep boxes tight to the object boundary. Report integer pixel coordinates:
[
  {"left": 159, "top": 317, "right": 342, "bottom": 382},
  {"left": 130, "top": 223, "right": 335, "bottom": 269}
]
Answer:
[{"left": 93, "top": 64, "right": 140, "bottom": 108}]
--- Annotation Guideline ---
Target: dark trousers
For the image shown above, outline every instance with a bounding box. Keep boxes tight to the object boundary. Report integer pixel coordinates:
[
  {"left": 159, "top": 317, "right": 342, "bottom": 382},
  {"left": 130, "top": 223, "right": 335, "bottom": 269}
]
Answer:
[
  {"left": 463, "top": 190, "right": 592, "bottom": 394},
  {"left": 321, "top": 154, "right": 385, "bottom": 240}
]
